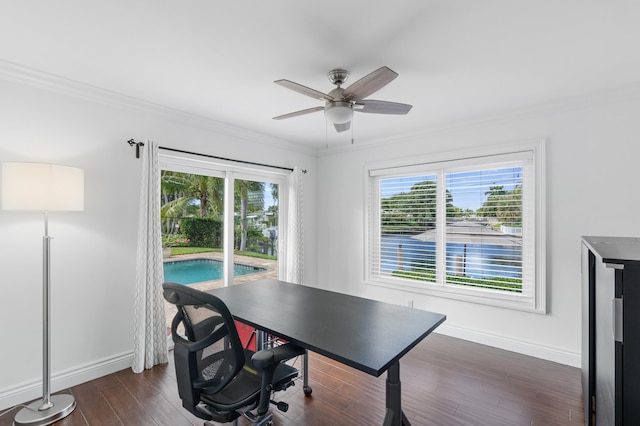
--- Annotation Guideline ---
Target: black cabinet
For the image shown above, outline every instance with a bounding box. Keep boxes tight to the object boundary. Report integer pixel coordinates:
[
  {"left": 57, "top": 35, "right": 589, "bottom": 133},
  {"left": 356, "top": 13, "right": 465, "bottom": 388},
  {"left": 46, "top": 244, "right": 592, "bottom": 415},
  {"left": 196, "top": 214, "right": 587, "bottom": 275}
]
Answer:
[{"left": 582, "top": 236, "right": 640, "bottom": 426}]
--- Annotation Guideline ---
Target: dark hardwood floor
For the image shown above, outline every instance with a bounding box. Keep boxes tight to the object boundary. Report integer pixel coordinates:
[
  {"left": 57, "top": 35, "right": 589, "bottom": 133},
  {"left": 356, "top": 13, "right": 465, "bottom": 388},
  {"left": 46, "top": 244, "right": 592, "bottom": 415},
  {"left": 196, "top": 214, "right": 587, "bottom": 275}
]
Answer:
[{"left": 0, "top": 334, "right": 584, "bottom": 425}]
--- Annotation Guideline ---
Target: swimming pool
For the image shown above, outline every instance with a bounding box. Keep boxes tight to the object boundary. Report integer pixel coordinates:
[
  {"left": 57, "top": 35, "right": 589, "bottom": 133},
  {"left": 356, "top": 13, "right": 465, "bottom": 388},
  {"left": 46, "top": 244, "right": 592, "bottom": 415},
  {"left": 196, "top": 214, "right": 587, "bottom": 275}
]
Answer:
[{"left": 163, "top": 259, "right": 265, "bottom": 285}]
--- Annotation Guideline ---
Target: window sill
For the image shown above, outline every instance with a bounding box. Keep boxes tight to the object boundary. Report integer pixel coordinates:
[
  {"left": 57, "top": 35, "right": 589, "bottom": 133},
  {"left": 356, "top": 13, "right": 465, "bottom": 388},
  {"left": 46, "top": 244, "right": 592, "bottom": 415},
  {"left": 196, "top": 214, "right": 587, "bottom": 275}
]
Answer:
[{"left": 365, "top": 276, "right": 546, "bottom": 314}]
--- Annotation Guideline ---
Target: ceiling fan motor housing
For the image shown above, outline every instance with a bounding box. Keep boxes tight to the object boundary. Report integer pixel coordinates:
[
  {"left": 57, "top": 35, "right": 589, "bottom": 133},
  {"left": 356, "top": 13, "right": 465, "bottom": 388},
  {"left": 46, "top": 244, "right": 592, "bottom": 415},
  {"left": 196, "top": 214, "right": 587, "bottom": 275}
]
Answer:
[{"left": 327, "top": 69, "right": 349, "bottom": 86}]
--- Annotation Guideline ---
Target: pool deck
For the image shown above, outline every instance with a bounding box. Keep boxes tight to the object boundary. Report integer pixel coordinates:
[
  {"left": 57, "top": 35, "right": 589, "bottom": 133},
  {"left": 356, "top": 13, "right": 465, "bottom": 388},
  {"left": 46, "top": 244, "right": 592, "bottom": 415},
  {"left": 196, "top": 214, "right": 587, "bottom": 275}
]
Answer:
[{"left": 163, "top": 251, "right": 278, "bottom": 330}]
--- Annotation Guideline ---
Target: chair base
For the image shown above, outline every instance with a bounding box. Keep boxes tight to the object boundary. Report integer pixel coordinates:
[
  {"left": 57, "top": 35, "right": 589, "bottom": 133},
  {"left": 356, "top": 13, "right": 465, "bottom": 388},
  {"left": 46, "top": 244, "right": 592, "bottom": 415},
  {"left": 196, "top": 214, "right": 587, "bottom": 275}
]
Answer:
[
  {"left": 204, "top": 412, "right": 273, "bottom": 426},
  {"left": 13, "top": 394, "right": 76, "bottom": 426},
  {"left": 253, "top": 412, "right": 273, "bottom": 426}
]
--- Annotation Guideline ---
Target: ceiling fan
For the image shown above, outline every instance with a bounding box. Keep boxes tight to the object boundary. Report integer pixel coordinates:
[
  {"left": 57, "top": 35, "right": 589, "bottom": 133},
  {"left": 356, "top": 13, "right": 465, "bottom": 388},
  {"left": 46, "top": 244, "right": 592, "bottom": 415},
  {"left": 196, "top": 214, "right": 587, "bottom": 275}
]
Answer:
[{"left": 273, "top": 66, "right": 412, "bottom": 133}]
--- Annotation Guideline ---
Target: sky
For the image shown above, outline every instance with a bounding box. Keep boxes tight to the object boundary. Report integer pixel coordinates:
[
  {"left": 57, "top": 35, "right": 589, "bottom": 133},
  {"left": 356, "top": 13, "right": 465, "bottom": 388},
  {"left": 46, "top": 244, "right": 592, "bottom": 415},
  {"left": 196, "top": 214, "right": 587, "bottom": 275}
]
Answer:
[
  {"left": 264, "top": 186, "right": 276, "bottom": 208},
  {"left": 381, "top": 166, "right": 522, "bottom": 211}
]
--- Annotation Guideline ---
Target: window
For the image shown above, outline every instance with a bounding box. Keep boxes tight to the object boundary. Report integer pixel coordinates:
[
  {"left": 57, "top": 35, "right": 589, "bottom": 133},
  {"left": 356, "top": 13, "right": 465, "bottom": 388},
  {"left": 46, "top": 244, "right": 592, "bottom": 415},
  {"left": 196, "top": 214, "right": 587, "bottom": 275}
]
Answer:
[
  {"left": 159, "top": 153, "right": 288, "bottom": 284},
  {"left": 159, "top": 152, "right": 290, "bottom": 333},
  {"left": 366, "top": 141, "right": 545, "bottom": 312}
]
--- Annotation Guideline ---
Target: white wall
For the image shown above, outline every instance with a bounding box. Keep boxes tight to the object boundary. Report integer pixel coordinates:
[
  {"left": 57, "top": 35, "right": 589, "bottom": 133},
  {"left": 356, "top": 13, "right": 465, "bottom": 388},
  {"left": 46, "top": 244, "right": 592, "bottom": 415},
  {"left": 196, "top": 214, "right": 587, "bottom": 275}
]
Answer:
[
  {"left": 0, "top": 77, "right": 317, "bottom": 410},
  {"left": 315, "top": 90, "right": 640, "bottom": 367},
  {"left": 2, "top": 66, "right": 639, "bottom": 410}
]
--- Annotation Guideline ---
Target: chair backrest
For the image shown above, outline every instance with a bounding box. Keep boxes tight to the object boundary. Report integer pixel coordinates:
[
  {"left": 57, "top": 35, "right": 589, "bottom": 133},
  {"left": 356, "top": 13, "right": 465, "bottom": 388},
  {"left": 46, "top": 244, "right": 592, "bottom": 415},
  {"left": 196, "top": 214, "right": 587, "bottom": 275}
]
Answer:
[{"left": 163, "top": 282, "right": 245, "bottom": 417}]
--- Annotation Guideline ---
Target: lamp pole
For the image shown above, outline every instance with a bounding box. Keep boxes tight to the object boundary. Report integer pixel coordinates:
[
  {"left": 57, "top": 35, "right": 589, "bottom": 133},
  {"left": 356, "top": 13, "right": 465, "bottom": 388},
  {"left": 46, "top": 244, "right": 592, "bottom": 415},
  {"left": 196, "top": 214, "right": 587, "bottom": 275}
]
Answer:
[
  {"left": 39, "top": 212, "right": 54, "bottom": 411},
  {"left": 37, "top": 211, "right": 58, "bottom": 413},
  {"left": 14, "top": 210, "right": 76, "bottom": 425},
  {"left": 3, "top": 162, "right": 84, "bottom": 426}
]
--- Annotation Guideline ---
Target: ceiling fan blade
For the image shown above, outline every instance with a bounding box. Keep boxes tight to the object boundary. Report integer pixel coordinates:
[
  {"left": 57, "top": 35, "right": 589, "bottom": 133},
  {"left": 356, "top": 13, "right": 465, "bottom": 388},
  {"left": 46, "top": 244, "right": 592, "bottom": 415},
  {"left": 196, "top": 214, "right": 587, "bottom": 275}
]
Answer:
[
  {"left": 343, "top": 66, "right": 398, "bottom": 100},
  {"left": 274, "top": 79, "right": 333, "bottom": 101},
  {"left": 273, "top": 106, "right": 324, "bottom": 120},
  {"left": 334, "top": 121, "right": 351, "bottom": 133},
  {"left": 354, "top": 99, "right": 412, "bottom": 114}
]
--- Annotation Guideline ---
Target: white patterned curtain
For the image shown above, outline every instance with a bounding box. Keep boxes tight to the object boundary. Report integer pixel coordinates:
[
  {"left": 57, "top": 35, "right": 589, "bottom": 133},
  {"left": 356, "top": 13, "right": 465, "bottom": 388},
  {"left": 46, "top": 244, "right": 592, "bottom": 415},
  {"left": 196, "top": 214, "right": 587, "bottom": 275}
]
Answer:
[
  {"left": 132, "top": 141, "right": 168, "bottom": 373},
  {"left": 285, "top": 167, "right": 304, "bottom": 284}
]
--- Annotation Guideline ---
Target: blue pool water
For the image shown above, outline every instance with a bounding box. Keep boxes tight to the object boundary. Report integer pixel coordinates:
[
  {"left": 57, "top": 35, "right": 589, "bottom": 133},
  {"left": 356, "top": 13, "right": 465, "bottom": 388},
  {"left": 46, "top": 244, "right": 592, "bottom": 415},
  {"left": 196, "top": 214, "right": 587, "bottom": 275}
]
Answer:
[
  {"left": 163, "top": 259, "right": 265, "bottom": 285},
  {"left": 380, "top": 234, "right": 522, "bottom": 279}
]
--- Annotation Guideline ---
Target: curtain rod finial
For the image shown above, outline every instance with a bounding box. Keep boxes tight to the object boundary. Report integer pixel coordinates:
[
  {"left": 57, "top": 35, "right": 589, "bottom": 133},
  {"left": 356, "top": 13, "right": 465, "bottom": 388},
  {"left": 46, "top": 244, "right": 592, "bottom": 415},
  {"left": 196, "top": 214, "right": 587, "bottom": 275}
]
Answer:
[{"left": 127, "top": 139, "right": 145, "bottom": 158}]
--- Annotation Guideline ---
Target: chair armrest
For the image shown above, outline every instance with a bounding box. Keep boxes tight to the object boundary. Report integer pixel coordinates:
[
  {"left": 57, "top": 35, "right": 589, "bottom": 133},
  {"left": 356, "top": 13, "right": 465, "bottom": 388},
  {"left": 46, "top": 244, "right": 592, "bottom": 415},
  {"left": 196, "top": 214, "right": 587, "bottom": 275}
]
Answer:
[
  {"left": 251, "top": 343, "right": 305, "bottom": 416},
  {"left": 252, "top": 343, "right": 305, "bottom": 369}
]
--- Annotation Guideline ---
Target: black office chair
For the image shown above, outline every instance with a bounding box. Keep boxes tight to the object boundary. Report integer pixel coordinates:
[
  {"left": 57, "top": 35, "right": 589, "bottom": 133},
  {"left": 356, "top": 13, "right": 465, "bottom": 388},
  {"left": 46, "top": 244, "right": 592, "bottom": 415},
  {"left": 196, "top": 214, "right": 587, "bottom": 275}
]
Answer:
[{"left": 163, "top": 283, "right": 305, "bottom": 425}]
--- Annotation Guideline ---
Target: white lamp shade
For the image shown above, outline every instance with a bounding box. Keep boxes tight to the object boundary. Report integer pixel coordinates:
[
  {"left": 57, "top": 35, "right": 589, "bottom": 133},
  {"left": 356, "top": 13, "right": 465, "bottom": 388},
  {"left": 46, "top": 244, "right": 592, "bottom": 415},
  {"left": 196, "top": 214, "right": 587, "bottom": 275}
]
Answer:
[
  {"left": 324, "top": 102, "right": 353, "bottom": 124},
  {"left": 2, "top": 162, "right": 84, "bottom": 211}
]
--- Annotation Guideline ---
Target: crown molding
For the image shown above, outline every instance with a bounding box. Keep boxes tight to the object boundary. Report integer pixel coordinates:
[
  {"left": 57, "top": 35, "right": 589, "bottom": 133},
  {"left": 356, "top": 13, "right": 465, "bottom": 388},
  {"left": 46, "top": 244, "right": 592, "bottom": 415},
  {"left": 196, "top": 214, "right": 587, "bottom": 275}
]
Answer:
[
  {"left": 0, "top": 59, "right": 316, "bottom": 157},
  {"left": 316, "top": 81, "right": 640, "bottom": 157},
  {"left": 4, "top": 58, "right": 639, "bottom": 160}
]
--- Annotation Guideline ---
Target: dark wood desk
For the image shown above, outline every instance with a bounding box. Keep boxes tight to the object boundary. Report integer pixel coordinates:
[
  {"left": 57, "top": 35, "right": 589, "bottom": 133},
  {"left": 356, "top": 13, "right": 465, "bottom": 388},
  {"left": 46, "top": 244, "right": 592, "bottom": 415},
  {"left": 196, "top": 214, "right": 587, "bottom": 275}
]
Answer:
[{"left": 209, "top": 279, "right": 446, "bottom": 426}]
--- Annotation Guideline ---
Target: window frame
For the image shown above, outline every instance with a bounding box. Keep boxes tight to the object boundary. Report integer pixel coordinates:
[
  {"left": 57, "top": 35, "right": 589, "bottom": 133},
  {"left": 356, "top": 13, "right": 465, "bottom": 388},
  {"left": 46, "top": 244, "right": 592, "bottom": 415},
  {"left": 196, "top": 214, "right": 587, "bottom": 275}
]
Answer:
[
  {"left": 364, "top": 140, "right": 546, "bottom": 313},
  {"left": 159, "top": 151, "right": 290, "bottom": 285}
]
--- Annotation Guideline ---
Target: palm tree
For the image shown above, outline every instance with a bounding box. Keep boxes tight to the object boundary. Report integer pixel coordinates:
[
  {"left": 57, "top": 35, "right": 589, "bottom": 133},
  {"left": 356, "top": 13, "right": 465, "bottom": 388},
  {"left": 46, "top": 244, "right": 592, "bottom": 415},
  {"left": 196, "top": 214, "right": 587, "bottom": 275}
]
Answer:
[
  {"left": 179, "top": 174, "right": 220, "bottom": 217},
  {"left": 235, "top": 179, "right": 264, "bottom": 251},
  {"left": 477, "top": 185, "right": 506, "bottom": 219},
  {"left": 161, "top": 172, "right": 271, "bottom": 251},
  {"left": 160, "top": 172, "right": 224, "bottom": 234},
  {"left": 496, "top": 185, "right": 522, "bottom": 226},
  {"left": 484, "top": 185, "right": 507, "bottom": 199},
  {"left": 160, "top": 171, "right": 191, "bottom": 234},
  {"left": 476, "top": 184, "right": 522, "bottom": 226},
  {"left": 270, "top": 183, "right": 278, "bottom": 206}
]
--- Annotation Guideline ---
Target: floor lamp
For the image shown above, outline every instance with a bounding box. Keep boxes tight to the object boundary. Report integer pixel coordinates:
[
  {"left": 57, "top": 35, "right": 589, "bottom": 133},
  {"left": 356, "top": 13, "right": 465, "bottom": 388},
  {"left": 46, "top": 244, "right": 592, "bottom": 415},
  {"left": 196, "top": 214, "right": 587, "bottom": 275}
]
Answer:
[{"left": 1, "top": 162, "right": 84, "bottom": 426}]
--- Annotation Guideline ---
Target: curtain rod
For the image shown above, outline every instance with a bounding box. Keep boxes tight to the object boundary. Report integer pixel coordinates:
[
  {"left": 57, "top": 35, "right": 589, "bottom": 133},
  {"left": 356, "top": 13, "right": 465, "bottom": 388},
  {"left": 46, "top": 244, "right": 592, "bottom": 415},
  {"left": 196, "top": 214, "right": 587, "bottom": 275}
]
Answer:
[{"left": 127, "top": 139, "right": 305, "bottom": 173}]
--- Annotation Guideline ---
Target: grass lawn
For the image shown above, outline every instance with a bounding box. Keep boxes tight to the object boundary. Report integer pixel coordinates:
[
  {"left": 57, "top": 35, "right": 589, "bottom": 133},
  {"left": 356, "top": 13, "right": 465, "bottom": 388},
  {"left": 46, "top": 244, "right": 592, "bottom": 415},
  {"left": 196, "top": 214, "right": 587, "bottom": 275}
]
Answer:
[
  {"left": 392, "top": 269, "right": 522, "bottom": 292},
  {"left": 169, "top": 247, "right": 277, "bottom": 260}
]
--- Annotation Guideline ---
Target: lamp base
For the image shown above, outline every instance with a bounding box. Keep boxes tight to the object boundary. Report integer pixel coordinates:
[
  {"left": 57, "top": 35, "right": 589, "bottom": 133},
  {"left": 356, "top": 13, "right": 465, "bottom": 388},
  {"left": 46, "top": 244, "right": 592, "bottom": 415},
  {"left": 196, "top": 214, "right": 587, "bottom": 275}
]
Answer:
[{"left": 13, "top": 394, "right": 76, "bottom": 426}]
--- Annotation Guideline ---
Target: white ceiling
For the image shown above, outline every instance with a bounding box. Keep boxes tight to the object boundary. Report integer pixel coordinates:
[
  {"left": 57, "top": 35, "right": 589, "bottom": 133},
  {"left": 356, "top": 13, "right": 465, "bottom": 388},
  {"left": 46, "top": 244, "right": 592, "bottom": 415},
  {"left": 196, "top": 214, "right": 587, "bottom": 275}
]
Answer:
[{"left": 2, "top": 1, "right": 640, "bottom": 150}]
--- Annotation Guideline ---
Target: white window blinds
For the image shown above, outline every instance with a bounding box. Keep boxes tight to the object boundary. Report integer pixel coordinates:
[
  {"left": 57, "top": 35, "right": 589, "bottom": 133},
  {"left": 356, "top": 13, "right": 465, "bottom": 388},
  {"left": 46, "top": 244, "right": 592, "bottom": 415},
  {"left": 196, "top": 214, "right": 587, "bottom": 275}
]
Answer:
[{"left": 367, "top": 144, "right": 544, "bottom": 312}]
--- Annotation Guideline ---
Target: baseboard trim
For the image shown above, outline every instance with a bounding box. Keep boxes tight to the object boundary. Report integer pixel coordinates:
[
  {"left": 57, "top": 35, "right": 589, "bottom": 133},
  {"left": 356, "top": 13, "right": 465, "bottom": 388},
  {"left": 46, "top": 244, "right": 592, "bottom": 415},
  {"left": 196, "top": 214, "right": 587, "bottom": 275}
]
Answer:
[
  {"left": 0, "top": 327, "right": 581, "bottom": 412},
  {"left": 0, "top": 351, "right": 133, "bottom": 411},
  {"left": 435, "top": 324, "right": 581, "bottom": 368}
]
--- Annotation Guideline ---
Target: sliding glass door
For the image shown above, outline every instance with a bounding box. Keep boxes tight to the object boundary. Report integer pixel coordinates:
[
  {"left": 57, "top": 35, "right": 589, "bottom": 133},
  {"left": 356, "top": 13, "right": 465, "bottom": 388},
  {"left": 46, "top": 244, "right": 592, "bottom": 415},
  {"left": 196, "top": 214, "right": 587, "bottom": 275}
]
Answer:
[
  {"left": 160, "top": 171, "right": 282, "bottom": 287},
  {"left": 158, "top": 153, "right": 287, "bottom": 331}
]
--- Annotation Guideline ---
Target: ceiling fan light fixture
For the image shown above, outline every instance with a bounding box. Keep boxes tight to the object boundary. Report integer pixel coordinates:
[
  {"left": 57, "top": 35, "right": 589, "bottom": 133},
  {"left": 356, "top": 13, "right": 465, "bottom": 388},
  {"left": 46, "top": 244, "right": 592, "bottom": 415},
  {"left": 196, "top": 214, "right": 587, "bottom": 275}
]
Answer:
[
  {"left": 324, "top": 101, "right": 353, "bottom": 124},
  {"left": 274, "top": 66, "right": 411, "bottom": 132}
]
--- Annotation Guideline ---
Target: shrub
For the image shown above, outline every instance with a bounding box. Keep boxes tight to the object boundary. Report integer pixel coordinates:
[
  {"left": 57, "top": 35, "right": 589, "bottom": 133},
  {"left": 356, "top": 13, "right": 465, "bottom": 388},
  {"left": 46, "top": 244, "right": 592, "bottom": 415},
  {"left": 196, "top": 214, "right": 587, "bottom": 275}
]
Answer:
[
  {"left": 162, "top": 234, "right": 191, "bottom": 247},
  {"left": 391, "top": 269, "right": 522, "bottom": 292},
  {"left": 179, "top": 217, "right": 223, "bottom": 248}
]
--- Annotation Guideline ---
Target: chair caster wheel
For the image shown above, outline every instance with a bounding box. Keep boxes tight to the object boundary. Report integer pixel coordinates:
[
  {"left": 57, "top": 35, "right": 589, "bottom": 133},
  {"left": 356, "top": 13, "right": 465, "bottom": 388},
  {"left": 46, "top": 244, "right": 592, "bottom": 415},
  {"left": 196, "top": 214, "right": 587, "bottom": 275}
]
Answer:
[{"left": 303, "top": 385, "right": 312, "bottom": 396}]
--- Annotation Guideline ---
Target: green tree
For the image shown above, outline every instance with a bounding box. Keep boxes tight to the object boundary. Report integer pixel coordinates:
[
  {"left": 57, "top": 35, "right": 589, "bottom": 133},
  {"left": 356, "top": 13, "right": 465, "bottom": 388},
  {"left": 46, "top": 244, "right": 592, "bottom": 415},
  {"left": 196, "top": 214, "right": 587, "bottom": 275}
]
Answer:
[
  {"left": 235, "top": 179, "right": 265, "bottom": 251},
  {"left": 187, "top": 174, "right": 222, "bottom": 217},
  {"left": 476, "top": 184, "right": 522, "bottom": 226},
  {"left": 496, "top": 185, "right": 522, "bottom": 225},
  {"left": 265, "top": 205, "right": 278, "bottom": 227},
  {"left": 381, "top": 180, "right": 454, "bottom": 233},
  {"left": 160, "top": 171, "right": 224, "bottom": 234},
  {"left": 270, "top": 183, "right": 278, "bottom": 206},
  {"left": 160, "top": 171, "right": 191, "bottom": 234},
  {"left": 477, "top": 185, "right": 506, "bottom": 219}
]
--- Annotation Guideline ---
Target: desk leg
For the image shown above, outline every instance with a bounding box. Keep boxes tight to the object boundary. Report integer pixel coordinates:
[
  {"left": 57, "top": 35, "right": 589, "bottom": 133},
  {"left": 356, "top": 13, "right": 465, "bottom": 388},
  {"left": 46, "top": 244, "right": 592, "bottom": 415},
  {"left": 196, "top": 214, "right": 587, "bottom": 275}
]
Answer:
[
  {"left": 256, "top": 330, "right": 266, "bottom": 350},
  {"left": 382, "top": 361, "right": 410, "bottom": 426},
  {"left": 302, "top": 350, "right": 312, "bottom": 396}
]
